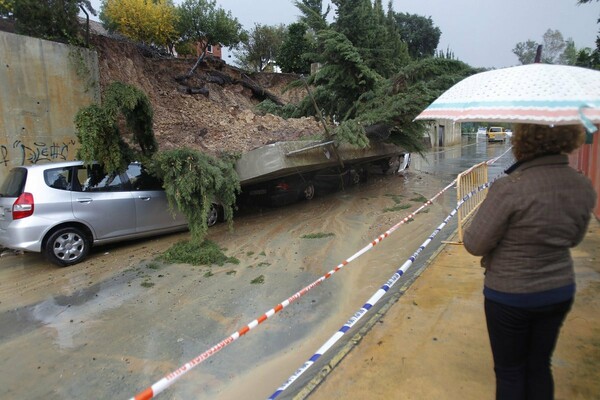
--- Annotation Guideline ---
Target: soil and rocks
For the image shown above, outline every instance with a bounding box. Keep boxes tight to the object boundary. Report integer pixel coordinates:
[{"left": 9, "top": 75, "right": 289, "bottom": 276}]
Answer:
[{"left": 90, "top": 35, "right": 323, "bottom": 157}]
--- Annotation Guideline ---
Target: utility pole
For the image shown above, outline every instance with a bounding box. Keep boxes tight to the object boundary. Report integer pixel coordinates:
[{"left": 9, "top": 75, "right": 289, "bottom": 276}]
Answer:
[{"left": 534, "top": 45, "right": 543, "bottom": 63}]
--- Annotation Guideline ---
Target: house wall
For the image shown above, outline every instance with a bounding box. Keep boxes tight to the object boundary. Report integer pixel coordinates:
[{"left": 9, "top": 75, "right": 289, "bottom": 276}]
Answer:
[
  {"left": 0, "top": 31, "right": 99, "bottom": 182},
  {"left": 569, "top": 130, "right": 600, "bottom": 220},
  {"left": 425, "top": 119, "right": 462, "bottom": 147},
  {"left": 196, "top": 41, "right": 222, "bottom": 59}
]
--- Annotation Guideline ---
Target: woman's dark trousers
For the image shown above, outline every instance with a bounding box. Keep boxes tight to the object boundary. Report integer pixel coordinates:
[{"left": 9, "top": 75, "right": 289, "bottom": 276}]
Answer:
[{"left": 484, "top": 298, "right": 573, "bottom": 400}]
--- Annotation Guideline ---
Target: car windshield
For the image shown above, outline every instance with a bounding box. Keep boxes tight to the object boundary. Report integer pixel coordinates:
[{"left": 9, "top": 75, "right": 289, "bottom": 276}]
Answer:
[{"left": 0, "top": 168, "right": 27, "bottom": 198}]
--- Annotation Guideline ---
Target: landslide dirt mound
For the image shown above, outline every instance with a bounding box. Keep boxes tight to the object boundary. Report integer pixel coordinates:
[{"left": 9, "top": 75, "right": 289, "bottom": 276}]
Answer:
[{"left": 90, "top": 35, "right": 323, "bottom": 156}]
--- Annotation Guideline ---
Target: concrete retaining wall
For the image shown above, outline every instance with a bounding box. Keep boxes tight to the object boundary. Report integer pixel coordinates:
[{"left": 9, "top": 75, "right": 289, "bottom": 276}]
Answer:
[{"left": 0, "top": 31, "right": 99, "bottom": 182}]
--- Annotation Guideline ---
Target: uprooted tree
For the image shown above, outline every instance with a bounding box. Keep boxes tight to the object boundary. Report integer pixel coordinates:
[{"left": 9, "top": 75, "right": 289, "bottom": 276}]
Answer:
[
  {"left": 74, "top": 81, "right": 240, "bottom": 243},
  {"left": 256, "top": 0, "right": 479, "bottom": 155},
  {"left": 176, "top": 0, "right": 246, "bottom": 77}
]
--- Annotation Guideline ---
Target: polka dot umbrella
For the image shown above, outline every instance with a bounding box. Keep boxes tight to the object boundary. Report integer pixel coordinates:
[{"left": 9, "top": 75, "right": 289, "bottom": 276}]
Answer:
[{"left": 415, "top": 63, "right": 600, "bottom": 136}]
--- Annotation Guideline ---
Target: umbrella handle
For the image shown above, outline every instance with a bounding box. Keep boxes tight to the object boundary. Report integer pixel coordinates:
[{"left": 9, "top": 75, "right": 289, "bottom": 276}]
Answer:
[{"left": 578, "top": 105, "right": 598, "bottom": 142}]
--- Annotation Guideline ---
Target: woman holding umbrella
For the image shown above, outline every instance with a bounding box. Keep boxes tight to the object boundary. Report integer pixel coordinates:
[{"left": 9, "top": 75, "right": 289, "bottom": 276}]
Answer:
[{"left": 463, "top": 123, "right": 596, "bottom": 399}]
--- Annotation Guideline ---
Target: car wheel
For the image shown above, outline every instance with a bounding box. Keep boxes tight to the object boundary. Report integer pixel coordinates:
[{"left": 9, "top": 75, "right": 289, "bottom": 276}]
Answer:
[
  {"left": 382, "top": 156, "right": 400, "bottom": 174},
  {"left": 350, "top": 169, "right": 361, "bottom": 185},
  {"left": 303, "top": 182, "right": 315, "bottom": 200},
  {"left": 207, "top": 203, "right": 219, "bottom": 227},
  {"left": 45, "top": 227, "right": 90, "bottom": 267}
]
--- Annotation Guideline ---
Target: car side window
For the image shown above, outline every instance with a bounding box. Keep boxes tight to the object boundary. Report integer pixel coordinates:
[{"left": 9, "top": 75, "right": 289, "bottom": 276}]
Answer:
[
  {"left": 44, "top": 167, "right": 72, "bottom": 190},
  {"left": 76, "top": 165, "right": 128, "bottom": 192},
  {"left": 125, "top": 163, "right": 164, "bottom": 191}
]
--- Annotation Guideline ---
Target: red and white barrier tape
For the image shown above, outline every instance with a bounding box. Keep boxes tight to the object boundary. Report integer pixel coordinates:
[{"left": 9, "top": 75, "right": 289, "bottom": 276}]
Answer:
[{"left": 128, "top": 179, "right": 457, "bottom": 400}]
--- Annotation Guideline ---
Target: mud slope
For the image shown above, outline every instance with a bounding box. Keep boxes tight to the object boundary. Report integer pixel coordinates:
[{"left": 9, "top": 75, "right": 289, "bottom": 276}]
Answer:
[{"left": 90, "top": 35, "right": 323, "bottom": 157}]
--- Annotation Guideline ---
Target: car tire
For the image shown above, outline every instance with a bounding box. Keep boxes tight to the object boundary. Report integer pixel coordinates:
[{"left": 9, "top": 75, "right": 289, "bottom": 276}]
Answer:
[
  {"left": 44, "top": 227, "right": 90, "bottom": 267},
  {"left": 303, "top": 182, "right": 315, "bottom": 200},
  {"left": 207, "top": 203, "right": 220, "bottom": 227},
  {"left": 350, "top": 169, "right": 361, "bottom": 185}
]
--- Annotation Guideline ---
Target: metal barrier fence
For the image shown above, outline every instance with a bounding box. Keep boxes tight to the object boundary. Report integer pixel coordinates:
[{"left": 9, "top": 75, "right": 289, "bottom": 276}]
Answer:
[{"left": 455, "top": 161, "right": 488, "bottom": 243}]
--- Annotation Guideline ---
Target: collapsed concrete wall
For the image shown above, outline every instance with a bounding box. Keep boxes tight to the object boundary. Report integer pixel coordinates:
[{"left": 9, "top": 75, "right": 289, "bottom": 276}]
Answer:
[{"left": 0, "top": 31, "right": 99, "bottom": 182}]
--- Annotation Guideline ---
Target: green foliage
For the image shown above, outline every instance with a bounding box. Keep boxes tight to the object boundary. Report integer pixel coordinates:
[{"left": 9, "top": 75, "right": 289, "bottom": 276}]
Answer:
[
  {"left": 301, "top": 232, "right": 335, "bottom": 239},
  {"left": 14, "top": 0, "right": 81, "bottom": 43},
  {"left": 294, "top": 0, "right": 330, "bottom": 31},
  {"left": 436, "top": 46, "right": 456, "bottom": 60},
  {"left": 0, "top": 0, "right": 14, "bottom": 17},
  {"left": 383, "top": 203, "right": 411, "bottom": 212},
  {"left": 255, "top": 99, "right": 301, "bottom": 119},
  {"left": 560, "top": 39, "right": 578, "bottom": 65},
  {"left": 541, "top": 29, "right": 567, "bottom": 64},
  {"left": 513, "top": 39, "right": 538, "bottom": 64},
  {"left": 278, "top": 22, "right": 313, "bottom": 74},
  {"left": 331, "top": 0, "right": 409, "bottom": 77},
  {"left": 393, "top": 12, "right": 441, "bottom": 59},
  {"left": 276, "top": 21, "right": 475, "bottom": 154},
  {"left": 333, "top": 120, "right": 370, "bottom": 148},
  {"left": 235, "top": 23, "right": 287, "bottom": 72},
  {"left": 410, "top": 194, "right": 428, "bottom": 203},
  {"left": 177, "top": 0, "right": 243, "bottom": 45},
  {"left": 304, "top": 29, "right": 383, "bottom": 121},
  {"left": 250, "top": 275, "right": 265, "bottom": 284},
  {"left": 513, "top": 29, "right": 580, "bottom": 65},
  {"left": 149, "top": 148, "right": 240, "bottom": 242},
  {"left": 174, "top": 40, "right": 196, "bottom": 57},
  {"left": 74, "top": 104, "right": 131, "bottom": 173},
  {"left": 103, "top": 82, "right": 157, "bottom": 156},
  {"left": 576, "top": 47, "right": 600, "bottom": 70},
  {"left": 68, "top": 47, "right": 97, "bottom": 92},
  {"left": 75, "top": 82, "right": 241, "bottom": 244},
  {"left": 158, "top": 239, "right": 239, "bottom": 265},
  {"left": 257, "top": 262, "right": 270, "bottom": 267},
  {"left": 177, "top": 0, "right": 245, "bottom": 59},
  {"left": 353, "top": 58, "right": 478, "bottom": 153},
  {"left": 385, "top": 193, "right": 404, "bottom": 204},
  {"left": 146, "top": 262, "right": 161, "bottom": 270},
  {"left": 75, "top": 82, "right": 156, "bottom": 173},
  {"left": 100, "top": 0, "right": 178, "bottom": 47}
]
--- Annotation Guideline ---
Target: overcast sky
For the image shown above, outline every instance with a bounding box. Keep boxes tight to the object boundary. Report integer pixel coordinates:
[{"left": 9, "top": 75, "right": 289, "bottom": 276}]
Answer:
[{"left": 88, "top": 0, "right": 599, "bottom": 69}]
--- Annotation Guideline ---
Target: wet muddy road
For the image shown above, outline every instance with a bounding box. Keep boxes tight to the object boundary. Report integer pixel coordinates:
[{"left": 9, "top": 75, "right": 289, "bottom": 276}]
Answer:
[{"left": 0, "top": 138, "right": 513, "bottom": 400}]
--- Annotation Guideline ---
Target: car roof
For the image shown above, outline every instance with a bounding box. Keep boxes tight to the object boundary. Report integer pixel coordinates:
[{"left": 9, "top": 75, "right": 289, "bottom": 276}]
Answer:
[{"left": 12, "top": 160, "right": 85, "bottom": 171}]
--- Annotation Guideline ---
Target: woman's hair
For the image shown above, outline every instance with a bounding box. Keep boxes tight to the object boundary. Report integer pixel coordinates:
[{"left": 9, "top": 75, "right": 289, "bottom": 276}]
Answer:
[{"left": 511, "top": 123, "right": 585, "bottom": 161}]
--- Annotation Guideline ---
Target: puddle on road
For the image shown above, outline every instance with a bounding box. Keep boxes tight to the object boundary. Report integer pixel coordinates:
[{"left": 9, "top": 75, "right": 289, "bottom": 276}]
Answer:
[{"left": 0, "top": 269, "right": 143, "bottom": 349}]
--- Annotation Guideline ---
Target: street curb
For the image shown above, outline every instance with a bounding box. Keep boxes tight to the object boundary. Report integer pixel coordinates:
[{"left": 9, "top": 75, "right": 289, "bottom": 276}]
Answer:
[{"left": 292, "top": 228, "right": 460, "bottom": 400}]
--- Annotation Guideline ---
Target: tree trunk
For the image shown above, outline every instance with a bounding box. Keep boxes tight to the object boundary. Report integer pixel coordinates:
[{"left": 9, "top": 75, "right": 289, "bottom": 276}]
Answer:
[{"left": 187, "top": 40, "right": 209, "bottom": 77}]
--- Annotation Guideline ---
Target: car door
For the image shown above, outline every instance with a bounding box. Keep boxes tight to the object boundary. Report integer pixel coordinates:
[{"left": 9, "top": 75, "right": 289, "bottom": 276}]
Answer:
[
  {"left": 124, "top": 163, "right": 187, "bottom": 234},
  {"left": 71, "top": 165, "right": 137, "bottom": 240}
]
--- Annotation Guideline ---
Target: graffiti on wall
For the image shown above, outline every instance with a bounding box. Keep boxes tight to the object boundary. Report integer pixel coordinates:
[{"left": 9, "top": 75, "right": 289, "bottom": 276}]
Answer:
[{"left": 1, "top": 139, "right": 78, "bottom": 167}]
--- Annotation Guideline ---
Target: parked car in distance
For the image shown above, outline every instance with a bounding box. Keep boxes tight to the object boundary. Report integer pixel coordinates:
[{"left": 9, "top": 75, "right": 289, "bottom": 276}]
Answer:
[
  {"left": 239, "top": 153, "right": 410, "bottom": 208},
  {"left": 368, "top": 153, "right": 411, "bottom": 175},
  {"left": 0, "top": 161, "right": 221, "bottom": 266},
  {"left": 486, "top": 127, "right": 508, "bottom": 142},
  {"left": 240, "top": 174, "right": 315, "bottom": 207},
  {"left": 313, "top": 166, "right": 363, "bottom": 194},
  {"left": 476, "top": 127, "right": 488, "bottom": 135}
]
